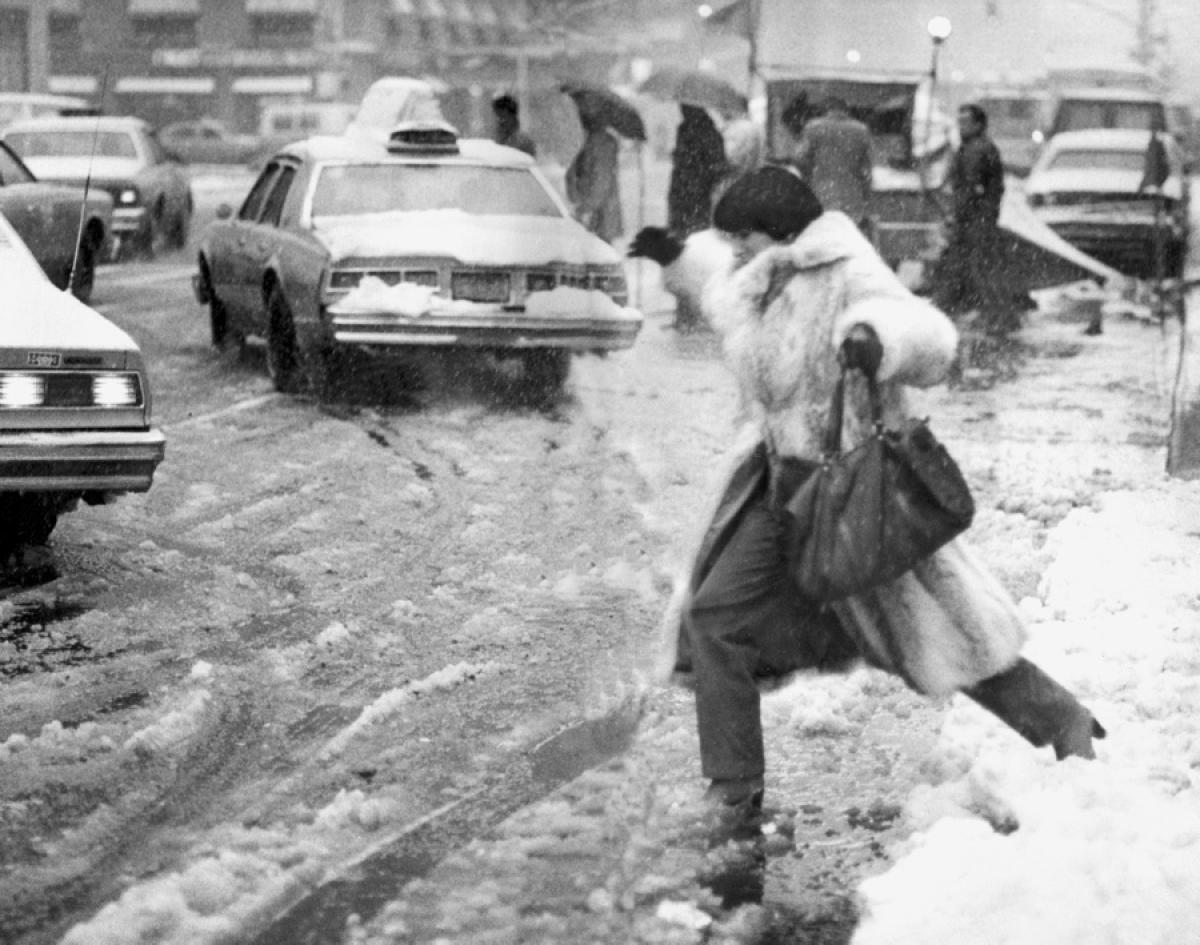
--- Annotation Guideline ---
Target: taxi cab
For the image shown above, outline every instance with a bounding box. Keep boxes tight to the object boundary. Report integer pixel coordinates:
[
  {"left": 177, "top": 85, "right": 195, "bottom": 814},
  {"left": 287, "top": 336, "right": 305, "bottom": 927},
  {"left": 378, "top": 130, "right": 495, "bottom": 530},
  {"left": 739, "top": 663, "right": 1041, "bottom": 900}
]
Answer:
[
  {"left": 0, "top": 211, "right": 164, "bottom": 546},
  {"left": 193, "top": 121, "right": 642, "bottom": 397}
]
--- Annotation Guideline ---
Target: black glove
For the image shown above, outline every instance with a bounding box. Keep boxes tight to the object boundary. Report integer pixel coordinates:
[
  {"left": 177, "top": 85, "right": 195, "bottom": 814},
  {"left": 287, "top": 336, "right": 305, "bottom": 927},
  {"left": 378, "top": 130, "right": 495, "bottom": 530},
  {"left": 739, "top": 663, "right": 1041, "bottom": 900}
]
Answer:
[{"left": 839, "top": 324, "right": 883, "bottom": 377}]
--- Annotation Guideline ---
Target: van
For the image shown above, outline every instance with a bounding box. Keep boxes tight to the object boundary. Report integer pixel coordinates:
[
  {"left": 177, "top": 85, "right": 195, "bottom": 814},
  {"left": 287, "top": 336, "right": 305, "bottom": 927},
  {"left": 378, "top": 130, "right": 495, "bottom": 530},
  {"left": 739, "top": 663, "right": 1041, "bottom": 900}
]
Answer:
[
  {"left": 257, "top": 101, "right": 357, "bottom": 154},
  {"left": 1047, "top": 87, "right": 1168, "bottom": 140}
]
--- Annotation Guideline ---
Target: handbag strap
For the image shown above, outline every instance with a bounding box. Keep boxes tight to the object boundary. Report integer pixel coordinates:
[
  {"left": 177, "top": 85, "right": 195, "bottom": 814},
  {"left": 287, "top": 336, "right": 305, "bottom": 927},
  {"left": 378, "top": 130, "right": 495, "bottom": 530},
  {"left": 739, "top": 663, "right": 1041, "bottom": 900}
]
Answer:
[{"left": 822, "top": 365, "right": 884, "bottom": 458}]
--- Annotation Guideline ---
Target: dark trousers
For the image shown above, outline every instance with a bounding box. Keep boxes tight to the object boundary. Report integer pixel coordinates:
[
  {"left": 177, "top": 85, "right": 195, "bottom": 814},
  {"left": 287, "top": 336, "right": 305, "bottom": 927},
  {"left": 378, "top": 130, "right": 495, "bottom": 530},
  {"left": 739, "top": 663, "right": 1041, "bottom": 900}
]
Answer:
[
  {"left": 685, "top": 491, "right": 1094, "bottom": 781},
  {"left": 685, "top": 494, "right": 852, "bottom": 780}
]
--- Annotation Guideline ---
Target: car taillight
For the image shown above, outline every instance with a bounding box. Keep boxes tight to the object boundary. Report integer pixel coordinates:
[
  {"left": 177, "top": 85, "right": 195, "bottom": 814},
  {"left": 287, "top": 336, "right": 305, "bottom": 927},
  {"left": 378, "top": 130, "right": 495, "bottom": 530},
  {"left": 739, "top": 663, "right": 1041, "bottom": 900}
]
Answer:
[
  {"left": 452, "top": 271, "right": 510, "bottom": 303},
  {"left": 0, "top": 371, "right": 143, "bottom": 408},
  {"left": 0, "top": 373, "right": 45, "bottom": 407},
  {"left": 117, "top": 187, "right": 140, "bottom": 206},
  {"left": 92, "top": 374, "right": 141, "bottom": 407}
]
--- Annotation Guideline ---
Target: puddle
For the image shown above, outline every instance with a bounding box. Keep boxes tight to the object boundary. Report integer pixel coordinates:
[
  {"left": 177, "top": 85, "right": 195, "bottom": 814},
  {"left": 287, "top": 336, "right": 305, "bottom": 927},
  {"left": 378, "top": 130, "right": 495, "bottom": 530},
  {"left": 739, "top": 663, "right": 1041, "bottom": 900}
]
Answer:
[
  {"left": 528, "top": 700, "right": 644, "bottom": 786},
  {"left": 0, "top": 596, "right": 93, "bottom": 678}
]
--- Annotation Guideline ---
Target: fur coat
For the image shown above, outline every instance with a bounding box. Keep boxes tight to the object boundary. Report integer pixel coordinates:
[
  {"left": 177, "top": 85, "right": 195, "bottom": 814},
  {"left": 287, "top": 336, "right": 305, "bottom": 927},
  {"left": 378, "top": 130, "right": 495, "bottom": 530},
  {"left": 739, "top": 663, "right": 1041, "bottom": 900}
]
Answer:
[{"left": 661, "top": 211, "right": 1026, "bottom": 697}]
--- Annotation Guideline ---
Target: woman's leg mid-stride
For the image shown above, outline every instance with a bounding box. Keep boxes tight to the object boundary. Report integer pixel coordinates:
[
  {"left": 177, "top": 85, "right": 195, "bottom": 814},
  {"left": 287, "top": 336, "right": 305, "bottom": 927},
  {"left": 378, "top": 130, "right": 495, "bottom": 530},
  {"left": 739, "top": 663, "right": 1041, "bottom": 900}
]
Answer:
[
  {"left": 685, "top": 498, "right": 822, "bottom": 790},
  {"left": 963, "top": 657, "right": 1106, "bottom": 760}
]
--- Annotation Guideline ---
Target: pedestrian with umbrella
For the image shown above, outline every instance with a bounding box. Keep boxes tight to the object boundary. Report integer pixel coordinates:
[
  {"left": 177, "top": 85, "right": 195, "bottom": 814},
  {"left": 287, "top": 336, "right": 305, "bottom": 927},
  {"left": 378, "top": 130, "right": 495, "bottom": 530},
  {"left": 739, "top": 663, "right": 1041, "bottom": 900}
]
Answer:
[
  {"left": 667, "top": 104, "right": 730, "bottom": 240},
  {"left": 562, "top": 82, "right": 646, "bottom": 245},
  {"left": 639, "top": 68, "right": 744, "bottom": 239}
]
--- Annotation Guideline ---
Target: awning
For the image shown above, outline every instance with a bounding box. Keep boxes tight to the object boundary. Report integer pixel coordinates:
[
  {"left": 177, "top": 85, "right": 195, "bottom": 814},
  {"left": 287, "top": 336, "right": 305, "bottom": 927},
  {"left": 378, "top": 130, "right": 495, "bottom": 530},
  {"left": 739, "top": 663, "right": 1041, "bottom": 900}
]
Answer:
[
  {"left": 244, "top": 0, "right": 318, "bottom": 12},
  {"left": 231, "top": 75, "right": 314, "bottom": 95},
  {"left": 114, "top": 75, "right": 215, "bottom": 94},
  {"left": 48, "top": 75, "right": 98, "bottom": 95},
  {"left": 127, "top": 0, "right": 201, "bottom": 14}
]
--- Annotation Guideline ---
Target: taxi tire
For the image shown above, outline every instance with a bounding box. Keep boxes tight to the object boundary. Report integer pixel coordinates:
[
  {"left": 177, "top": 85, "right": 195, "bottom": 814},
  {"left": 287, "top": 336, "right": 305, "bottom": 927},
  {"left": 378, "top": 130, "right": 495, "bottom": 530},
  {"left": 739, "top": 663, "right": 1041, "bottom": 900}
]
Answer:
[
  {"left": 69, "top": 235, "right": 96, "bottom": 304},
  {"left": 169, "top": 194, "right": 193, "bottom": 250},
  {"left": 201, "top": 263, "right": 228, "bottom": 348},
  {"left": 266, "top": 287, "right": 303, "bottom": 393}
]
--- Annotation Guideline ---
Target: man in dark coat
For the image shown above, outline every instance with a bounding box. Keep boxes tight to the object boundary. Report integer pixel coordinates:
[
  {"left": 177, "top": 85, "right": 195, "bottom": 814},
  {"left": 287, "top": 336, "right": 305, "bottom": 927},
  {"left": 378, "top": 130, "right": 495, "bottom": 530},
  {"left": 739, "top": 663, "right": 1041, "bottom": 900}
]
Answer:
[
  {"left": 667, "top": 104, "right": 729, "bottom": 238},
  {"left": 931, "top": 103, "right": 1013, "bottom": 335},
  {"left": 491, "top": 93, "right": 536, "bottom": 158},
  {"left": 794, "top": 96, "right": 874, "bottom": 232}
]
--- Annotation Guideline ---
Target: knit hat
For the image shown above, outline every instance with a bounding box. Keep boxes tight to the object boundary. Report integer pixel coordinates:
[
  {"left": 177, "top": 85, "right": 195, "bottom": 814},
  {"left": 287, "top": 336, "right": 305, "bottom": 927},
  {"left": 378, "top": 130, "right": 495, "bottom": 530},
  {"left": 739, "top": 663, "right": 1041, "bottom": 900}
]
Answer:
[{"left": 713, "top": 164, "right": 823, "bottom": 242}]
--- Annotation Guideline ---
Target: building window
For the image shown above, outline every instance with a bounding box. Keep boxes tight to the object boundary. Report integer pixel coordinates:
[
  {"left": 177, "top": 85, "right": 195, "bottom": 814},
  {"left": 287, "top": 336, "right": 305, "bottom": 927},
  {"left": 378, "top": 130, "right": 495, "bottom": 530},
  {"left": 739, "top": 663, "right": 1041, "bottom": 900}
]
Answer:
[
  {"left": 131, "top": 16, "right": 197, "bottom": 48},
  {"left": 251, "top": 14, "right": 316, "bottom": 48},
  {"left": 49, "top": 14, "right": 83, "bottom": 71}
]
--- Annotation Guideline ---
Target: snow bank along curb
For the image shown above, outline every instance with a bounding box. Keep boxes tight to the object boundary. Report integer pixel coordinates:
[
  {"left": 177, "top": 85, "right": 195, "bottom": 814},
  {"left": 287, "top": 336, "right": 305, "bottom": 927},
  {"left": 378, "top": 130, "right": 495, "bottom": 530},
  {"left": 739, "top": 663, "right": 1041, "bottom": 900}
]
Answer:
[{"left": 852, "top": 479, "right": 1200, "bottom": 945}]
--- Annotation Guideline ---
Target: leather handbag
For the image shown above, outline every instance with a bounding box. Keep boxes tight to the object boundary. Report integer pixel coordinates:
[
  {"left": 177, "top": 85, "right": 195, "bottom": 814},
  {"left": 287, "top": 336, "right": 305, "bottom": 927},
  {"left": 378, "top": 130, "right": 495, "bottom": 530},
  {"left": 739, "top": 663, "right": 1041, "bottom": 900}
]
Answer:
[{"left": 781, "top": 367, "right": 975, "bottom": 602}]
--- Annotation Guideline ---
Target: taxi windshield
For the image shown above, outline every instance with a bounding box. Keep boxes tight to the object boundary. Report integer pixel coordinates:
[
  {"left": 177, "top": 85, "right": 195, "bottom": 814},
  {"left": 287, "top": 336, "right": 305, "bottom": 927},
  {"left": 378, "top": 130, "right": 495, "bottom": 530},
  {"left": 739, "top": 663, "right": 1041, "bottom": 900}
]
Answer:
[{"left": 310, "top": 163, "right": 562, "bottom": 218}]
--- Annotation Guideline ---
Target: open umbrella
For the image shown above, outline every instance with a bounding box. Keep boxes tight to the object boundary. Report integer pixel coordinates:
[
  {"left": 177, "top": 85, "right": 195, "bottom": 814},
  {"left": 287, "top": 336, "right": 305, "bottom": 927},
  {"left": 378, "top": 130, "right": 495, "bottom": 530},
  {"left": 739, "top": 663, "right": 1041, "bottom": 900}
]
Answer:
[
  {"left": 560, "top": 81, "right": 646, "bottom": 141},
  {"left": 638, "top": 67, "right": 747, "bottom": 115}
]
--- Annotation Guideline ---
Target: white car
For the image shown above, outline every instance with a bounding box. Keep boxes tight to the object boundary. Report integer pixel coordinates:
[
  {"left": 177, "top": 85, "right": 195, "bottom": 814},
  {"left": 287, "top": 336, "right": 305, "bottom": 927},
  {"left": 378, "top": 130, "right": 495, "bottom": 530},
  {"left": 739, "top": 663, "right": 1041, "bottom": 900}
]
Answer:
[
  {"left": 0, "top": 211, "right": 164, "bottom": 547},
  {"left": 3, "top": 115, "right": 193, "bottom": 260},
  {"left": 194, "top": 122, "right": 642, "bottom": 398},
  {"left": 1025, "top": 128, "right": 1190, "bottom": 279}
]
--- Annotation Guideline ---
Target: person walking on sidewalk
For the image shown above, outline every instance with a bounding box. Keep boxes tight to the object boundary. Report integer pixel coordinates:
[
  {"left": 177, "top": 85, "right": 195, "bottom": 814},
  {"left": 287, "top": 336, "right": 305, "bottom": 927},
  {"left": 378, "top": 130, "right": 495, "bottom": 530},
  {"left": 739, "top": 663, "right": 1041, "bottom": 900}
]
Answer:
[
  {"left": 667, "top": 103, "right": 729, "bottom": 239},
  {"left": 793, "top": 96, "right": 874, "bottom": 234},
  {"left": 566, "top": 100, "right": 623, "bottom": 244},
  {"left": 930, "top": 103, "right": 1014, "bottom": 336},
  {"left": 491, "top": 93, "right": 537, "bottom": 158},
  {"left": 661, "top": 165, "right": 1105, "bottom": 815}
]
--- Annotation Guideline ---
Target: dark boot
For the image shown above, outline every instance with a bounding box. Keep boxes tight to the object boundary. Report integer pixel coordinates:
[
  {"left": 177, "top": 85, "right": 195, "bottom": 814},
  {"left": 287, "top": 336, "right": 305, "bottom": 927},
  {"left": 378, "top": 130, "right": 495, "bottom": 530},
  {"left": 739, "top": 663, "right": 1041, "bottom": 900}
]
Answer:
[{"left": 963, "top": 658, "right": 1106, "bottom": 760}]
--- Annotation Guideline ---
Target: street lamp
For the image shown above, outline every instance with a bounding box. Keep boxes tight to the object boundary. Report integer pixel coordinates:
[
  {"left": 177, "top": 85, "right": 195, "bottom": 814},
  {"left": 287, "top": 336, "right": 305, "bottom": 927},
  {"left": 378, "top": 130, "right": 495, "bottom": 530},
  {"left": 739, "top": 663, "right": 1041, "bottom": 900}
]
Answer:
[
  {"left": 920, "top": 16, "right": 952, "bottom": 194},
  {"left": 927, "top": 15, "right": 952, "bottom": 80}
]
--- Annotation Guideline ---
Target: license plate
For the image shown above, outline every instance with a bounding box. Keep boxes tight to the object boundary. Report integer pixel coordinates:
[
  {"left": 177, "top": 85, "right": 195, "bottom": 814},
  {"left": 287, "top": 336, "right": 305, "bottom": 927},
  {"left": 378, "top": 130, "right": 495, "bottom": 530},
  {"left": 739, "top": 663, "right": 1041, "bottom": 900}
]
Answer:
[{"left": 26, "top": 351, "right": 61, "bottom": 368}]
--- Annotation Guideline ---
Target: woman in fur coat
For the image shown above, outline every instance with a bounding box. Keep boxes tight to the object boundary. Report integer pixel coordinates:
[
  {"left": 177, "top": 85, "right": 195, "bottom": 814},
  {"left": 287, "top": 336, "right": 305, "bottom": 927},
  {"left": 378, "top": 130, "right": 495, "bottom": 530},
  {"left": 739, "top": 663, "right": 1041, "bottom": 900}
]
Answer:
[{"left": 670, "top": 165, "right": 1105, "bottom": 813}]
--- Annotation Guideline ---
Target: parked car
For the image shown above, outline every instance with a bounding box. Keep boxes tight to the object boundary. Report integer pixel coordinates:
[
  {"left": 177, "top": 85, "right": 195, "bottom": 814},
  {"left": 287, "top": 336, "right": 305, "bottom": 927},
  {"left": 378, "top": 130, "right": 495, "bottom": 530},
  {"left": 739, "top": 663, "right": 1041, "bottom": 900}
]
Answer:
[
  {"left": 193, "top": 123, "right": 642, "bottom": 397},
  {"left": 2, "top": 115, "right": 193, "bottom": 260},
  {"left": 0, "top": 139, "right": 112, "bottom": 302},
  {"left": 159, "top": 117, "right": 262, "bottom": 166},
  {"left": 0, "top": 92, "right": 97, "bottom": 132},
  {"left": 1026, "top": 128, "right": 1190, "bottom": 279},
  {"left": 0, "top": 210, "right": 164, "bottom": 548}
]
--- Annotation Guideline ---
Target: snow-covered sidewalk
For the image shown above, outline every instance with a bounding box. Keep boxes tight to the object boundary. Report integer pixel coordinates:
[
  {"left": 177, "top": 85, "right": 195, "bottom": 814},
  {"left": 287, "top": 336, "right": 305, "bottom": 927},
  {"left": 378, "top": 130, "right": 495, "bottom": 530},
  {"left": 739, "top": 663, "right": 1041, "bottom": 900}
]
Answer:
[{"left": 343, "top": 300, "right": 1200, "bottom": 945}]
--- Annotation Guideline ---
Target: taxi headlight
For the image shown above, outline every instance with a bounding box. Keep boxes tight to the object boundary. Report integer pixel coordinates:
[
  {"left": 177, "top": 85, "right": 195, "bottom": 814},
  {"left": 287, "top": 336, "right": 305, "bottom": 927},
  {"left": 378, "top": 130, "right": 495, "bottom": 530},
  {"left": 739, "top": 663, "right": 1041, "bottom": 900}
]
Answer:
[
  {"left": 92, "top": 373, "right": 141, "bottom": 407},
  {"left": 118, "top": 188, "right": 140, "bottom": 206},
  {"left": 0, "top": 373, "right": 45, "bottom": 407},
  {"left": 330, "top": 270, "right": 363, "bottom": 290}
]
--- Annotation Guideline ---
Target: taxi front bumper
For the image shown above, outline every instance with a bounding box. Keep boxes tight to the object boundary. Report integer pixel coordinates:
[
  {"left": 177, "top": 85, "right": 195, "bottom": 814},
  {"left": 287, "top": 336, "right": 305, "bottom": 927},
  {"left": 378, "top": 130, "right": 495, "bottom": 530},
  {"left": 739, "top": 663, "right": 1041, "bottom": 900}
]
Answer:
[
  {"left": 327, "top": 308, "right": 643, "bottom": 352},
  {"left": 0, "top": 428, "right": 166, "bottom": 492}
]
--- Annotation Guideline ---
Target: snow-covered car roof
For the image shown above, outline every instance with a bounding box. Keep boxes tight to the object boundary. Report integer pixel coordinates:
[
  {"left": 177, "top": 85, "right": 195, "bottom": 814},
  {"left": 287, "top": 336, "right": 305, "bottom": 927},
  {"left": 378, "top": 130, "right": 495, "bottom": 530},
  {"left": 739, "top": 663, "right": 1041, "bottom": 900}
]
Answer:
[
  {"left": 1039, "top": 128, "right": 1174, "bottom": 153},
  {"left": 276, "top": 133, "right": 535, "bottom": 168},
  {"left": 1053, "top": 87, "right": 1163, "bottom": 103},
  {"left": 3, "top": 114, "right": 152, "bottom": 134}
]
